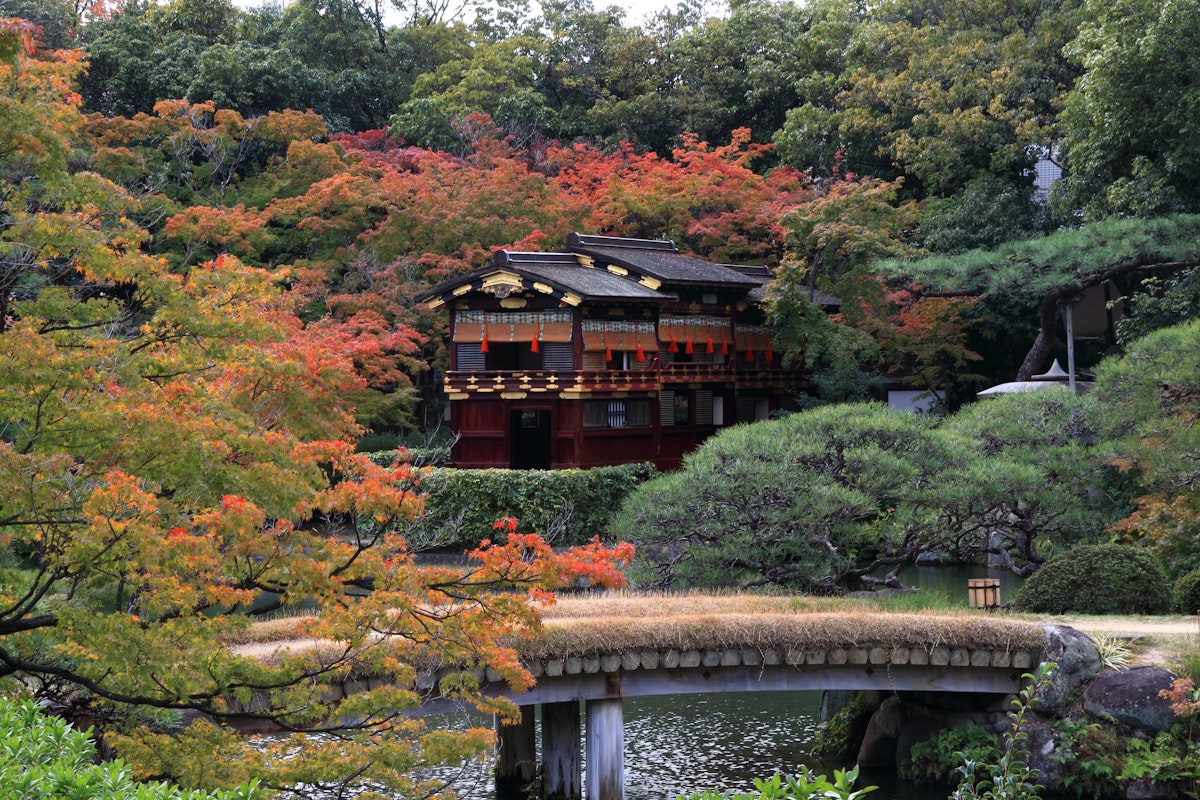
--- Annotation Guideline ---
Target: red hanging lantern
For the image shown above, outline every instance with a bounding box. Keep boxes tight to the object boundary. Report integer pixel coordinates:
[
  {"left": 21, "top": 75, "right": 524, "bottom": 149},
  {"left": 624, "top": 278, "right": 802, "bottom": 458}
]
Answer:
[
  {"left": 685, "top": 337, "right": 694, "bottom": 355},
  {"left": 531, "top": 336, "right": 539, "bottom": 353},
  {"left": 745, "top": 346, "right": 755, "bottom": 362},
  {"left": 766, "top": 342, "right": 774, "bottom": 361},
  {"left": 667, "top": 336, "right": 679, "bottom": 354},
  {"left": 604, "top": 333, "right": 612, "bottom": 362},
  {"left": 706, "top": 337, "right": 713, "bottom": 354},
  {"left": 480, "top": 334, "right": 489, "bottom": 353},
  {"left": 721, "top": 339, "right": 729, "bottom": 356},
  {"left": 636, "top": 343, "right": 645, "bottom": 361}
]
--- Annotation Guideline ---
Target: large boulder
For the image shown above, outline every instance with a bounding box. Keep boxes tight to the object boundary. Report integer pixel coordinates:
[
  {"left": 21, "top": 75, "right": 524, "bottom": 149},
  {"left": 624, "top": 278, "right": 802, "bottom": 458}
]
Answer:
[
  {"left": 1083, "top": 666, "right": 1178, "bottom": 733},
  {"left": 1020, "top": 714, "right": 1065, "bottom": 789},
  {"left": 857, "top": 696, "right": 905, "bottom": 768},
  {"left": 1035, "top": 624, "right": 1102, "bottom": 716}
]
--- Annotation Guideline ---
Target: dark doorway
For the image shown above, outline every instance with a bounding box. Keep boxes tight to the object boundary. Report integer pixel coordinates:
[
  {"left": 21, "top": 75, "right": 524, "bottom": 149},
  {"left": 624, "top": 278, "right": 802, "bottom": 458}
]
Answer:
[{"left": 510, "top": 409, "right": 551, "bottom": 469}]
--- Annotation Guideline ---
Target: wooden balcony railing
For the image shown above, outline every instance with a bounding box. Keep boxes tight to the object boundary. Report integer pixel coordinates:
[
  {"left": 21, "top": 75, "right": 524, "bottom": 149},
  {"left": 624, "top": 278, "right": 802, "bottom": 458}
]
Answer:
[{"left": 444, "top": 363, "right": 807, "bottom": 396}]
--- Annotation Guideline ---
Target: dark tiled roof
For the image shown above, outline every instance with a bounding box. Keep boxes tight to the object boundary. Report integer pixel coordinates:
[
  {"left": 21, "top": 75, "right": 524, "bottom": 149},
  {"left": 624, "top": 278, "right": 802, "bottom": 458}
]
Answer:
[
  {"left": 724, "top": 263, "right": 772, "bottom": 280},
  {"left": 565, "top": 233, "right": 760, "bottom": 289},
  {"left": 517, "top": 263, "right": 664, "bottom": 301},
  {"left": 417, "top": 237, "right": 779, "bottom": 307},
  {"left": 415, "top": 254, "right": 663, "bottom": 305}
]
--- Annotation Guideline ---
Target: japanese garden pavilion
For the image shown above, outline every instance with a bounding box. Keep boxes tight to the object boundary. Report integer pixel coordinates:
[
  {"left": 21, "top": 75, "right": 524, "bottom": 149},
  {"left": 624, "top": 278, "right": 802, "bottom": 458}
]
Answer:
[{"left": 416, "top": 233, "right": 809, "bottom": 470}]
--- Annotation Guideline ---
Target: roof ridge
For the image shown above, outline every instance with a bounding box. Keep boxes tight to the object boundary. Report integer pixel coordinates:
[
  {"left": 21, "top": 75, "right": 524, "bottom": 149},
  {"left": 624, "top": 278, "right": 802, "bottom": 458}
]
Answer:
[{"left": 566, "top": 232, "right": 677, "bottom": 252}]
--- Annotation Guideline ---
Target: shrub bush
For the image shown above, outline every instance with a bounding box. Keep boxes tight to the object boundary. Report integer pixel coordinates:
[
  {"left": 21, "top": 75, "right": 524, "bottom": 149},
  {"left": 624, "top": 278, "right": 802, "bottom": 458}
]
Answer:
[
  {"left": 0, "top": 698, "right": 263, "bottom": 799},
  {"left": 1013, "top": 544, "right": 1170, "bottom": 614},
  {"left": 399, "top": 463, "right": 656, "bottom": 550},
  {"left": 1173, "top": 567, "right": 1200, "bottom": 614}
]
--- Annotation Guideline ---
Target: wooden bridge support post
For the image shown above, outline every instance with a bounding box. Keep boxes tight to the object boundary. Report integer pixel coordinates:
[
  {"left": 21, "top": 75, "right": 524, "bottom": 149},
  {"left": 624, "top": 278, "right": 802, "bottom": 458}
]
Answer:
[
  {"left": 585, "top": 698, "right": 624, "bottom": 800},
  {"left": 543, "top": 701, "right": 582, "bottom": 800},
  {"left": 495, "top": 707, "right": 537, "bottom": 797}
]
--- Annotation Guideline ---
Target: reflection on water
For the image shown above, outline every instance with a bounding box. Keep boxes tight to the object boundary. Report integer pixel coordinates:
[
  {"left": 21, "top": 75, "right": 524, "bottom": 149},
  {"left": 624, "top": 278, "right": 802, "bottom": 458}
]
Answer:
[
  {"left": 622, "top": 692, "right": 822, "bottom": 799},
  {"left": 887, "top": 564, "right": 1025, "bottom": 608},
  {"left": 427, "top": 691, "right": 946, "bottom": 800}
]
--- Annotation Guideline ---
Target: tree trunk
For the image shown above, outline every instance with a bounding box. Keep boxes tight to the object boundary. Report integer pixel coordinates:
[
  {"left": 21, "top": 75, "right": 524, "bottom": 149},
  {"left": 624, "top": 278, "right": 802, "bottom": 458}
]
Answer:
[{"left": 1017, "top": 292, "right": 1063, "bottom": 380}]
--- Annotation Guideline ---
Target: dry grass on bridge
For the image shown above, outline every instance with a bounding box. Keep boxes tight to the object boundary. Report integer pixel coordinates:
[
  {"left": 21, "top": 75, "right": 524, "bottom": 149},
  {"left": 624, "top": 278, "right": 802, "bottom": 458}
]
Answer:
[
  {"left": 524, "top": 591, "right": 1046, "bottom": 660},
  {"left": 231, "top": 590, "right": 1048, "bottom": 667}
]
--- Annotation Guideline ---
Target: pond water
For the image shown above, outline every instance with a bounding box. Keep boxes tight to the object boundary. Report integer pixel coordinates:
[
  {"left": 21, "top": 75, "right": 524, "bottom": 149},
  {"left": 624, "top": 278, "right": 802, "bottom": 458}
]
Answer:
[
  {"left": 427, "top": 690, "right": 948, "bottom": 800},
  {"left": 888, "top": 564, "right": 1025, "bottom": 607}
]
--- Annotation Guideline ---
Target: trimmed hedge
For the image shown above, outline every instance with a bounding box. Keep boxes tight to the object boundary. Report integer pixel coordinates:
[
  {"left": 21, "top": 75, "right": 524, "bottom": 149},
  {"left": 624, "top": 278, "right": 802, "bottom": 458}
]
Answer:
[
  {"left": 1013, "top": 544, "right": 1171, "bottom": 614},
  {"left": 395, "top": 462, "right": 656, "bottom": 550}
]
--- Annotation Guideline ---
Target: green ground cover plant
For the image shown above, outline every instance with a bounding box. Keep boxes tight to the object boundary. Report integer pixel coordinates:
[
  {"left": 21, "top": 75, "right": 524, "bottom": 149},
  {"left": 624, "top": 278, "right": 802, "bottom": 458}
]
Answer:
[
  {"left": 678, "top": 767, "right": 875, "bottom": 800},
  {"left": 0, "top": 698, "right": 264, "bottom": 800},
  {"left": 906, "top": 724, "right": 1001, "bottom": 785}
]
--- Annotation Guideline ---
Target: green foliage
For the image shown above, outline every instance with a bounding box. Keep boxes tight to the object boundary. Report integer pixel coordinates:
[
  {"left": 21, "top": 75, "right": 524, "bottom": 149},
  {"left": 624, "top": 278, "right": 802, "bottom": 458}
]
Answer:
[
  {"left": 1118, "top": 733, "right": 1200, "bottom": 785},
  {"left": 775, "top": 176, "right": 918, "bottom": 327},
  {"left": 78, "top": 0, "right": 464, "bottom": 131},
  {"left": 919, "top": 175, "right": 1059, "bottom": 255},
  {"left": 678, "top": 767, "right": 875, "bottom": 800},
  {"left": 937, "top": 391, "right": 1115, "bottom": 569},
  {"left": 881, "top": 215, "right": 1200, "bottom": 307},
  {"left": 951, "top": 662, "right": 1054, "bottom": 800},
  {"left": 880, "top": 216, "right": 1200, "bottom": 378},
  {"left": 1051, "top": 718, "right": 1121, "bottom": 797},
  {"left": 1175, "top": 652, "right": 1200, "bottom": 689},
  {"left": 906, "top": 724, "right": 1000, "bottom": 785},
  {"left": 362, "top": 444, "right": 452, "bottom": 468},
  {"left": 1173, "top": 568, "right": 1200, "bottom": 615},
  {"left": 1044, "top": 718, "right": 1200, "bottom": 796},
  {"left": 1059, "top": 0, "right": 1200, "bottom": 218},
  {"left": 1043, "top": 717, "right": 1200, "bottom": 797},
  {"left": 1116, "top": 267, "right": 1200, "bottom": 346},
  {"left": 1012, "top": 545, "right": 1170, "bottom": 614},
  {"left": 1090, "top": 635, "right": 1133, "bottom": 671},
  {"left": 775, "top": 0, "right": 1079, "bottom": 207},
  {"left": 766, "top": 284, "right": 882, "bottom": 397},
  {"left": 1094, "top": 320, "right": 1200, "bottom": 579},
  {"left": 616, "top": 393, "right": 1117, "bottom": 592},
  {"left": 613, "top": 403, "right": 959, "bottom": 592},
  {"left": 404, "top": 463, "right": 656, "bottom": 549},
  {"left": 0, "top": 697, "right": 264, "bottom": 800}
]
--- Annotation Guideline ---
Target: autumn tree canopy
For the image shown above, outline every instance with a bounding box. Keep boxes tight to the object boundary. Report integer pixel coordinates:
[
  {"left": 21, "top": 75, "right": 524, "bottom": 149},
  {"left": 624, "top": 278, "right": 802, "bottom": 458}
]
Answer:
[
  {"left": 8, "top": 0, "right": 1193, "bottom": 411},
  {"left": 0, "top": 24, "right": 632, "bottom": 795}
]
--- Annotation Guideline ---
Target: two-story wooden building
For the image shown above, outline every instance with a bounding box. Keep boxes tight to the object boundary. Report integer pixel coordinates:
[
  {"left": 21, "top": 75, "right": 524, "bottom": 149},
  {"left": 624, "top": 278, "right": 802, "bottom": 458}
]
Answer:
[{"left": 416, "top": 233, "right": 809, "bottom": 470}]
